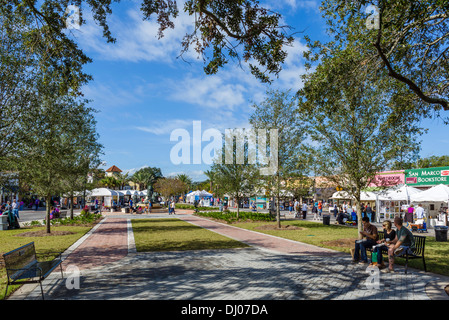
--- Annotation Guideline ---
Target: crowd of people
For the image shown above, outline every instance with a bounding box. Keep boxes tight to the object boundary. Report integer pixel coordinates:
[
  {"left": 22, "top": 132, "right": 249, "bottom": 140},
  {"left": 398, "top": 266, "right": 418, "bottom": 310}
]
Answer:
[{"left": 0, "top": 200, "right": 21, "bottom": 229}]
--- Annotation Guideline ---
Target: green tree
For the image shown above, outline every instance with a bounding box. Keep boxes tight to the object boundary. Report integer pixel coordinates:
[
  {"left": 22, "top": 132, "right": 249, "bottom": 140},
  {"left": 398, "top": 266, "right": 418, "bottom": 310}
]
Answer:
[
  {"left": 17, "top": 92, "right": 101, "bottom": 233},
  {"left": 416, "top": 155, "right": 449, "bottom": 169},
  {"left": 315, "top": 0, "right": 449, "bottom": 117},
  {"left": 249, "top": 89, "right": 307, "bottom": 227},
  {"left": 61, "top": 106, "right": 103, "bottom": 218},
  {"left": 298, "top": 43, "right": 423, "bottom": 235},
  {"left": 210, "top": 131, "right": 262, "bottom": 219},
  {"left": 154, "top": 177, "right": 187, "bottom": 201},
  {"left": 7, "top": 0, "right": 294, "bottom": 84},
  {"left": 100, "top": 176, "right": 119, "bottom": 189},
  {"left": 176, "top": 174, "right": 192, "bottom": 194},
  {"left": 132, "top": 167, "right": 163, "bottom": 201}
]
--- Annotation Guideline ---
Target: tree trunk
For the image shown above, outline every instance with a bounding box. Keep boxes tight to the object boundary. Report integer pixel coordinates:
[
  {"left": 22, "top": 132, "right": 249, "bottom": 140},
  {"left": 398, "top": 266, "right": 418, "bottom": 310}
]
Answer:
[
  {"left": 70, "top": 192, "right": 74, "bottom": 219},
  {"left": 236, "top": 195, "right": 240, "bottom": 220},
  {"left": 46, "top": 194, "right": 51, "bottom": 234},
  {"left": 276, "top": 173, "right": 281, "bottom": 228},
  {"left": 355, "top": 192, "right": 362, "bottom": 239}
]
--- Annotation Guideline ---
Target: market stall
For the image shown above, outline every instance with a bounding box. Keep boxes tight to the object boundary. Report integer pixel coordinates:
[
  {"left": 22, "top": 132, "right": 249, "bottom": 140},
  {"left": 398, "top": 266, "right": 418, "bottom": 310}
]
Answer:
[
  {"left": 87, "top": 188, "right": 119, "bottom": 208},
  {"left": 376, "top": 185, "right": 422, "bottom": 221},
  {"left": 410, "top": 184, "right": 449, "bottom": 227},
  {"left": 186, "top": 190, "right": 213, "bottom": 204}
]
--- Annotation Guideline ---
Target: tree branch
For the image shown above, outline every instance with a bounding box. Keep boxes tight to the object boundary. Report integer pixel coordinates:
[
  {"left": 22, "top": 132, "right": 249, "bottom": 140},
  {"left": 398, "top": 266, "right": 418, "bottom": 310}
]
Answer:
[{"left": 374, "top": 5, "right": 449, "bottom": 111}]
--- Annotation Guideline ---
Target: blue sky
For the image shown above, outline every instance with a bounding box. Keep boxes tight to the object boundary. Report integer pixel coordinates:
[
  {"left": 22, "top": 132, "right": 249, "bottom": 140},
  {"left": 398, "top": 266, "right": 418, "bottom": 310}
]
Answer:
[{"left": 70, "top": 0, "right": 449, "bottom": 181}]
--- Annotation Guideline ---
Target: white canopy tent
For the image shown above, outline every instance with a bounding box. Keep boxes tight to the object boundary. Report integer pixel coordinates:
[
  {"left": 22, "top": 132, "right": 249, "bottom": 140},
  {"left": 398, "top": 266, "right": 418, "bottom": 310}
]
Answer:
[
  {"left": 88, "top": 188, "right": 119, "bottom": 197},
  {"left": 410, "top": 184, "right": 449, "bottom": 203},
  {"left": 410, "top": 184, "right": 449, "bottom": 226},
  {"left": 330, "top": 185, "right": 423, "bottom": 222},
  {"left": 331, "top": 191, "right": 352, "bottom": 200},
  {"left": 87, "top": 188, "right": 119, "bottom": 207},
  {"left": 120, "top": 190, "right": 132, "bottom": 196},
  {"left": 186, "top": 190, "right": 213, "bottom": 204},
  {"left": 377, "top": 184, "right": 422, "bottom": 201}
]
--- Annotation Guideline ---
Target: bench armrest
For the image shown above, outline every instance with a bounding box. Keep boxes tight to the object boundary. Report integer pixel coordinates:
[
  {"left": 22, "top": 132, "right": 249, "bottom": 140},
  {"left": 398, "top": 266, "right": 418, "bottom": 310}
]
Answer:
[{"left": 6, "top": 267, "right": 43, "bottom": 279}]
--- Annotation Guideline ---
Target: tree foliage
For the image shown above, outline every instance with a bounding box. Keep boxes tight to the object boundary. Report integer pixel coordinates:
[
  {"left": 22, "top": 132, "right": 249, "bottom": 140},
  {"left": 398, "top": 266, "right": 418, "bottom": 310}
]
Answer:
[
  {"left": 249, "top": 89, "right": 307, "bottom": 227},
  {"left": 17, "top": 92, "right": 102, "bottom": 233},
  {"left": 316, "top": 0, "right": 449, "bottom": 118},
  {"left": 298, "top": 41, "right": 423, "bottom": 233},
  {"left": 154, "top": 177, "right": 187, "bottom": 200},
  {"left": 6, "top": 0, "right": 295, "bottom": 84}
]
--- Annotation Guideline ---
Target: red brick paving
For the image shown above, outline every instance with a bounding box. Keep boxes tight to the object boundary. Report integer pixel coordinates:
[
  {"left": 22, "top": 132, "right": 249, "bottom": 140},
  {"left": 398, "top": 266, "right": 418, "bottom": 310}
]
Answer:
[
  {"left": 62, "top": 211, "right": 339, "bottom": 272},
  {"left": 179, "top": 214, "right": 340, "bottom": 256},
  {"left": 62, "top": 218, "right": 128, "bottom": 271}
]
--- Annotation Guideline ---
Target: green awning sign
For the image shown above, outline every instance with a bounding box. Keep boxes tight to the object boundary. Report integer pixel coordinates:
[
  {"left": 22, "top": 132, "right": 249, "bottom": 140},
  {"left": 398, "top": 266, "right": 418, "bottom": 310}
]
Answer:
[{"left": 405, "top": 166, "right": 449, "bottom": 186}]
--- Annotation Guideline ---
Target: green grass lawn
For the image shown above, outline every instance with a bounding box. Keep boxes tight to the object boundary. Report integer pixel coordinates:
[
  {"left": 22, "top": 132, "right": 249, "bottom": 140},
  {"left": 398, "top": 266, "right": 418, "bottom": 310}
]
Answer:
[
  {"left": 132, "top": 218, "right": 249, "bottom": 252},
  {"left": 231, "top": 219, "right": 449, "bottom": 276},
  {"left": 0, "top": 224, "right": 96, "bottom": 299}
]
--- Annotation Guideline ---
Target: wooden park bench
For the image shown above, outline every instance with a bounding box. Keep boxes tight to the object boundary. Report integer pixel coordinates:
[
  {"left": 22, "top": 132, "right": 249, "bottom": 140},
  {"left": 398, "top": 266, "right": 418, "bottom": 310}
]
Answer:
[
  {"left": 56, "top": 210, "right": 68, "bottom": 219},
  {"left": 367, "top": 232, "right": 426, "bottom": 274},
  {"left": 3, "top": 242, "right": 64, "bottom": 299}
]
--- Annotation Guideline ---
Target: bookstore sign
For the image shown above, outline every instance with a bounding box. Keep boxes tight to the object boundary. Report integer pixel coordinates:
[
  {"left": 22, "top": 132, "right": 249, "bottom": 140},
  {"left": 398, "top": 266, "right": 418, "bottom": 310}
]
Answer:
[{"left": 405, "top": 167, "right": 449, "bottom": 186}]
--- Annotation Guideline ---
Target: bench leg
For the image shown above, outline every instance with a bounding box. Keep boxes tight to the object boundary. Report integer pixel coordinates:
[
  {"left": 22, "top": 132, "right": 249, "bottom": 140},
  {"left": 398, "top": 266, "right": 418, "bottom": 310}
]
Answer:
[
  {"left": 40, "top": 282, "right": 44, "bottom": 300},
  {"left": 4, "top": 284, "right": 9, "bottom": 300},
  {"left": 423, "top": 257, "right": 427, "bottom": 272},
  {"left": 405, "top": 254, "right": 409, "bottom": 274}
]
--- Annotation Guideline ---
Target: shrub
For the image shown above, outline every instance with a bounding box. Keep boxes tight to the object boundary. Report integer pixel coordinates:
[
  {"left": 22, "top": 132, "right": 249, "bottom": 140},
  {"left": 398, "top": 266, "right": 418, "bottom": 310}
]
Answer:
[
  {"left": 195, "top": 211, "right": 274, "bottom": 223},
  {"left": 175, "top": 203, "right": 217, "bottom": 211}
]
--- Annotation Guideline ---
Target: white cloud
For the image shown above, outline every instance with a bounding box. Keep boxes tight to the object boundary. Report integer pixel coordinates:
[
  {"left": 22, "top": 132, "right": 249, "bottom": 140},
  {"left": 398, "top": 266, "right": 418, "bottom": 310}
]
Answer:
[
  {"left": 166, "top": 170, "right": 206, "bottom": 181},
  {"left": 76, "top": 4, "right": 197, "bottom": 63},
  {"left": 135, "top": 119, "right": 192, "bottom": 135},
  {"left": 167, "top": 72, "right": 249, "bottom": 110}
]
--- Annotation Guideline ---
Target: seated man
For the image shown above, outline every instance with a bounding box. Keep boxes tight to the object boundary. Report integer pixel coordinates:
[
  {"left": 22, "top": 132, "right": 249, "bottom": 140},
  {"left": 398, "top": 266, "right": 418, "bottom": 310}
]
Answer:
[
  {"left": 351, "top": 217, "right": 379, "bottom": 264},
  {"left": 383, "top": 217, "right": 415, "bottom": 273}
]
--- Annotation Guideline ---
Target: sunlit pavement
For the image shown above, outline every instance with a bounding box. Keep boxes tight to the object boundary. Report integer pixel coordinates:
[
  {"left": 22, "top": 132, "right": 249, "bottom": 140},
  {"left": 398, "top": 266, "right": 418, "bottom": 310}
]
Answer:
[{"left": 9, "top": 213, "right": 449, "bottom": 301}]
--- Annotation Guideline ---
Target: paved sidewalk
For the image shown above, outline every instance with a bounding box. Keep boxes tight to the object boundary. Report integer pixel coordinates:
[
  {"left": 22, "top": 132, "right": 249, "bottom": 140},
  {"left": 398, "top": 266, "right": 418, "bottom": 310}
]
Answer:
[
  {"left": 178, "top": 214, "right": 339, "bottom": 256},
  {"left": 9, "top": 213, "right": 449, "bottom": 300}
]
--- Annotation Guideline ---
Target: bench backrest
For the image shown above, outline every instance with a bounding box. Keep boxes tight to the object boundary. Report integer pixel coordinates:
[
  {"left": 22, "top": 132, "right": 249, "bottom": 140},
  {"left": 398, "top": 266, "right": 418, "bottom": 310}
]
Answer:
[
  {"left": 412, "top": 235, "right": 425, "bottom": 256},
  {"left": 376, "top": 229, "right": 425, "bottom": 255},
  {"left": 3, "top": 242, "right": 37, "bottom": 278}
]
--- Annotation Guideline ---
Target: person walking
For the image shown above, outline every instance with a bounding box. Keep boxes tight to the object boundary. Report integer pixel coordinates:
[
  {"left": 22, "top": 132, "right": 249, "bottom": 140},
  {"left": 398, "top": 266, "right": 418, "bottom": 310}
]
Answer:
[
  {"left": 312, "top": 203, "right": 318, "bottom": 220},
  {"left": 404, "top": 205, "right": 414, "bottom": 226},
  {"left": 302, "top": 202, "right": 308, "bottom": 220},
  {"left": 171, "top": 200, "right": 176, "bottom": 215},
  {"left": 318, "top": 201, "right": 323, "bottom": 217},
  {"left": 415, "top": 204, "right": 425, "bottom": 221},
  {"left": 12, "top": 199, "right": 19, "bottom": 220},
  {"left": 333, "top": 204, "right": 338, "bottom": 218},
  {"left": 294, "top": 199, "right": 300, "bottom": 218}
]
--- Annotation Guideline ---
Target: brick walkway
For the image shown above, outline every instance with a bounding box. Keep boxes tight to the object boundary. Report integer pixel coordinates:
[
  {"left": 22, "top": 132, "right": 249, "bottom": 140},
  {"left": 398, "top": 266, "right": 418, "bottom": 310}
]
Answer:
[
  {"left": 9, "top": 213, "right": 449, "bottom": 300},
  {"left": 60, "top": 218, "right": 129, "bottom": 271},
  {"left": 178, "top": 214, "right": 340, "bottom": 256}
]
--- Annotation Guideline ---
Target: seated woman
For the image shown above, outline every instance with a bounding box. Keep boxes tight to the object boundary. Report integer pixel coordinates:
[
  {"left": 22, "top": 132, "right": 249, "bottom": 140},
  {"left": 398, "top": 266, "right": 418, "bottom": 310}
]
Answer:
[
  {"left": 371, "top": 220, "right": 396, "bottom": 269},
  {"left": 50, "top": 206, "right": 57, "bottom": 219}
]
